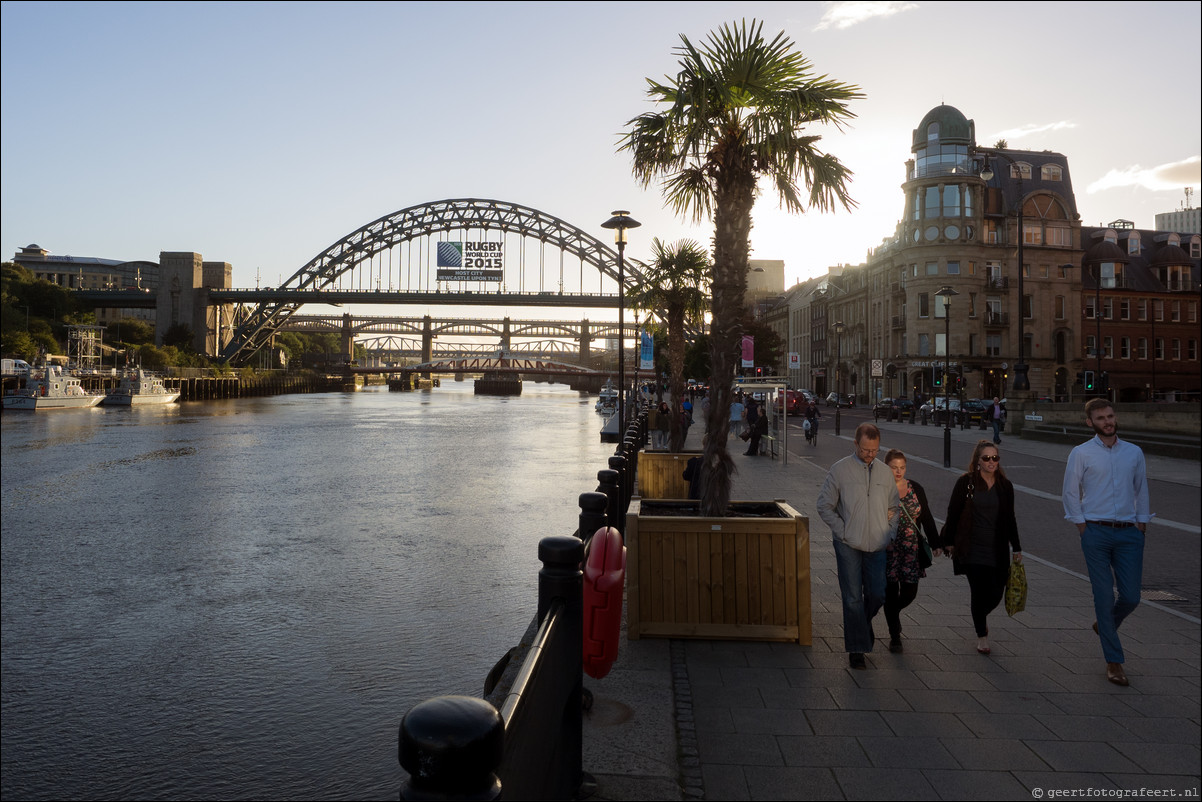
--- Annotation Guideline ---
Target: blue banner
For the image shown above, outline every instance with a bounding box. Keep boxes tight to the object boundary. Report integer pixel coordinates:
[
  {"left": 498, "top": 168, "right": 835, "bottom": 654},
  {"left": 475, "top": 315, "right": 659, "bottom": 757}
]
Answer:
[{"left": 639, "top": 330, "right": 654, "bottom": 371}]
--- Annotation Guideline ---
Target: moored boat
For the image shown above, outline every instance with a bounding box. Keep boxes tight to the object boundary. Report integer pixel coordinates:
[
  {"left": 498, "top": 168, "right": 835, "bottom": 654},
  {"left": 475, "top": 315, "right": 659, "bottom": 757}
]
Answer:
[
  {"left": 2, "top": 365, "right": 104, "bottom": 410},
  {"left": 595, "top": 379, "right": 619, "bottom": 413},
  {"left": 103, "top": 368, "right": 181, "bottom": 406}
]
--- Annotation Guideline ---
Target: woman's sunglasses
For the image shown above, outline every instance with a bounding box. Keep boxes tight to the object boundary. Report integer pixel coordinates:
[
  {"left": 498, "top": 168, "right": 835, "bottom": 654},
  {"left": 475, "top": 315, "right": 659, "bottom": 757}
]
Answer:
[{"left": 980, "top": 455, "right": 1000, "bottom": 462}]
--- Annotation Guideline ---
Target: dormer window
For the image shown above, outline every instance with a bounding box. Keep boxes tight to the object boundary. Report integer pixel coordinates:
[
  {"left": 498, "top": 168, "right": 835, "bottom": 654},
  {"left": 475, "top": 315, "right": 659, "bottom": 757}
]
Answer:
[
  {"left": 928, "top": 121, "right": 939, "bottom": 143},
  {"left": 1127, "top": 233, "right": 1141, "bottom": 255},
  {"left": 1010, "top": 162, "right": 1032, "bottom": 180},
  {"left": 1040, "top": 164, "right": 1062, "bottom": 181}
]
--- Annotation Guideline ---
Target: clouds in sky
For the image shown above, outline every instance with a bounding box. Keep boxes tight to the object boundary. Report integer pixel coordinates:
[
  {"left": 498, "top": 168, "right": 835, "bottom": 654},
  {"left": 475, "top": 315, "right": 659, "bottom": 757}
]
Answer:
[
  {"left": 1086, "top": 156, "right": 1202, "bottom": 194},
  {"left": 987, "top": 121, "right": 1078, "bottom": 144},
  {"left": 813, "top": 1, "right": 919, "bottom": 31}
]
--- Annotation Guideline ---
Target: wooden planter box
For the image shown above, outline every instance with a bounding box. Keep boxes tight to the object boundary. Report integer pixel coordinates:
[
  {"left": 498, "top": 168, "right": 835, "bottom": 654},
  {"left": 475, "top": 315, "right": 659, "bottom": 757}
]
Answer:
[
  {"left": 636, "top": 449, "right": 702, "bottom": 500},
  {"left": 625, "top": 498, "right": 811, "bottom": 645}
]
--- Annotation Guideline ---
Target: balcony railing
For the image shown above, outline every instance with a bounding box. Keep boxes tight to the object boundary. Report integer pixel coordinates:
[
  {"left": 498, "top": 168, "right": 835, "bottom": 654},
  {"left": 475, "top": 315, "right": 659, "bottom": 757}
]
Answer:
[
  {"left": 987, "top": 276, "right": 1009, "bottom": 290},
  {"left": 891, "top": 315, "right": 906, "bottom": 330},
  {"left": 985, "top": 312, "right": 1009, "bottom": 327}
]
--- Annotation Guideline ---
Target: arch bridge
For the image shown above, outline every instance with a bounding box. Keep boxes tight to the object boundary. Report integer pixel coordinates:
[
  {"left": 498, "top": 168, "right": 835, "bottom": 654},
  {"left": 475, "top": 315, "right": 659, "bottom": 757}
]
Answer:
[{"left": 215, "top": 198, "right": 649, "bottom": 366}]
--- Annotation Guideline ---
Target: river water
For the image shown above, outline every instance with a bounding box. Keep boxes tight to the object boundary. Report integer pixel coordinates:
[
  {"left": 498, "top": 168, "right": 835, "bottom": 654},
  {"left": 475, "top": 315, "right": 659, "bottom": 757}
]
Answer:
[{"left": 1, "top": 381, "right": 613, "bottom": 800}]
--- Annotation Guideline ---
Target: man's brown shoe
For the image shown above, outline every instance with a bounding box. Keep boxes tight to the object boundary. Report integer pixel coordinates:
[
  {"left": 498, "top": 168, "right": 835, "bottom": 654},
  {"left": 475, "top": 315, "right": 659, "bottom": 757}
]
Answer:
[{"left": 1106, "top": 662, "right": 1129, "bottom": 686}]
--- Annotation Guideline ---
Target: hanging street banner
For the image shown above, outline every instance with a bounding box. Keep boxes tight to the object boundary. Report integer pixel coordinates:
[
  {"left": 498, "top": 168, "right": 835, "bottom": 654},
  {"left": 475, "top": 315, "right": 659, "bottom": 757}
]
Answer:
[
  {"left": 741, "top": 335, "right": 754, "bottom": 369},
  {"left": 639, "top": 330, "right": 654, "bottom": 371},
  {"left": 436, "top": 241, "right": 504, "bottom": 282}
]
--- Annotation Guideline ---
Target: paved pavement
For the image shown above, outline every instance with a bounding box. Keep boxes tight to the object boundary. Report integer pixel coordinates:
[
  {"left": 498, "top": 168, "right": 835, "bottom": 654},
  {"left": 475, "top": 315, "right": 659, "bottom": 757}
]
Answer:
[{"left": 583, "top": 421, "right": 1201, "bottom": 800}]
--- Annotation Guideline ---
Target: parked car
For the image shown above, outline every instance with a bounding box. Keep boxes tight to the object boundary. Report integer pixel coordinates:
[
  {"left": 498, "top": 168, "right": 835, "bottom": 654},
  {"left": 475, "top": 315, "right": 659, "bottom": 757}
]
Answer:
[
  {"left": 876, "top": 397, "right": 914, "bottom": 420},
  {"left": 773, "top": 390, "right": 807, "bottom": 416},
  {"left": 825, "top": 392, "right": 855, "bottom": 408},
  {"left": 961, "top": 398, "right": 989, "bottom": 424}
]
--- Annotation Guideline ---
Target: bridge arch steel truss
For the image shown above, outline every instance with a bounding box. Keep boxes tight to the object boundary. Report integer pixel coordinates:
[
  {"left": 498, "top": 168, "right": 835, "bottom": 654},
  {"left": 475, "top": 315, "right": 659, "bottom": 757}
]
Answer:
[{"left": 220, "top": 198, "right": 648, "bottom": 366}]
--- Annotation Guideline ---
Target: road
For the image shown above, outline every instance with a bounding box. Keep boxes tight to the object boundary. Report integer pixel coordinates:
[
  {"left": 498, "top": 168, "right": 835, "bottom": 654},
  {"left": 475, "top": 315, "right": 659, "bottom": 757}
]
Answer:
[{"left": 776, "top": 407, "right": 1202, "bottom": 620}]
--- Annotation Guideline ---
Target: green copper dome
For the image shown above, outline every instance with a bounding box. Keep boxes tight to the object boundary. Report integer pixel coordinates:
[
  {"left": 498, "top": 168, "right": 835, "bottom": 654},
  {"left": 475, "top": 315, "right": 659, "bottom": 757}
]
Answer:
[{"left": 912, "top": 104, "right": 975, "bottom": 152}]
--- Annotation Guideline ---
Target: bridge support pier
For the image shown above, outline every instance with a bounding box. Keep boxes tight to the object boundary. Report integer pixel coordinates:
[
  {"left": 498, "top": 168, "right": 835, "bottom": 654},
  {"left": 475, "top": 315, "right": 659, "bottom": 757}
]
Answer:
[
  {"left": 341, "top": 313, "right": 356, "bottom": 366},
  {"left": 421, "top": 316, "right": 433, "bottom": 379}
]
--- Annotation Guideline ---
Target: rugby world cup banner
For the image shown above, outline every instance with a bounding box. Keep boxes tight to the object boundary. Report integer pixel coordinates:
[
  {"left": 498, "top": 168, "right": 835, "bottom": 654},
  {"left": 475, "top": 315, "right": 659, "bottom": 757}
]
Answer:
[{"left": 436, "top": 241, "right": 504, "bottom": 282}]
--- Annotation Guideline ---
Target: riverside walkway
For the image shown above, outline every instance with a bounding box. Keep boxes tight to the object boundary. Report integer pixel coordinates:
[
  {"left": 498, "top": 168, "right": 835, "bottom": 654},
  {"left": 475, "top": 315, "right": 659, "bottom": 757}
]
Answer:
[{"left": 583, "top": 417, "right": 1201, "bottom": 800}]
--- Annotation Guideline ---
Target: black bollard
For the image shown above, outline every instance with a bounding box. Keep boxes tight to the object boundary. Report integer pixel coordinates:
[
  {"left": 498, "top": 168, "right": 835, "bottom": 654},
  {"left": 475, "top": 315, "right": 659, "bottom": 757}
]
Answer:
[
  {"left": 536, "top": 535, "right": 585, "bottom": 796},
  {"left": 608, "top": 454, "right": 629, "bottom": 523},
  {"left": 399, "top": 695, "right": 503, "bottom": 800},
  {"left": 578, "top": 492, "right": 608, "bottom": 544},
  {"left": 596, "top": 469, "right": 621, "bottom": 537},
  {"left": 910, "top": 407, "right": 916, "bottom": 425}
]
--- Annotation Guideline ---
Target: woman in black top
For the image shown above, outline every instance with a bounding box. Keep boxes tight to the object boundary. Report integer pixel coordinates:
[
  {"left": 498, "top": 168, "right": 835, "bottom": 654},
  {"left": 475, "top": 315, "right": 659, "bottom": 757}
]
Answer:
[{"left": 940, "top": 440, "right": 1023, "bottom": 654}]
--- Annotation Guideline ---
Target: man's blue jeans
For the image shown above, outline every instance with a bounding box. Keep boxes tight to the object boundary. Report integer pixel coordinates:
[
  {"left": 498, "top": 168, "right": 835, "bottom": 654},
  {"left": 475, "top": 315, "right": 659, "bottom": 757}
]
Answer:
[
  {"left": 991, "top": 417, "right": 1002, "bottom": 442},
  {"left": 1080, "top": 523, "right": 1144, "bottom": 663},
  {"left": 833, "top": 538, "right": 887, "bottom": 653}
]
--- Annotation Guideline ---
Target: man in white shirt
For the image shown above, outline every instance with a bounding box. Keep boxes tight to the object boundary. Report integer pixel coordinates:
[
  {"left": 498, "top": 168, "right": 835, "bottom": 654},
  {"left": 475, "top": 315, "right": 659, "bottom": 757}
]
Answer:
[{"left": 1061, "top": 399, "right": 1151, "bottom": 687}]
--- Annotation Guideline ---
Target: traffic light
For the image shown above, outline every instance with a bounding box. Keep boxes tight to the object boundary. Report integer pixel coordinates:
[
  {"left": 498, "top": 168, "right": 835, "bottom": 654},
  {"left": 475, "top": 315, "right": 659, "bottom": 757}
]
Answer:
[
  {"left": 1084, "top": 370, "right": 1095, "bottom": 391},
  {"left": 932, "top": 367, "right": 943, "bottom": 388}
]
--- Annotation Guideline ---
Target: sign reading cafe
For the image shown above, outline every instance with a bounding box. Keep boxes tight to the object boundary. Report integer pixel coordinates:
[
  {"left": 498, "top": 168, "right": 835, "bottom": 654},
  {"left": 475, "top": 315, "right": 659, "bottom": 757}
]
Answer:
[{"left": 436, "top": 241, "right": 504, "bottom": 282}]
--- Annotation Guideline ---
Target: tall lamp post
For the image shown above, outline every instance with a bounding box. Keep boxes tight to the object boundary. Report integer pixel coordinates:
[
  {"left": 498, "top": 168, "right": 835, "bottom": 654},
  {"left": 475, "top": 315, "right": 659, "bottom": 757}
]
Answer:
[
  {"left": 936, "top": 286, "right": 959, "bottom": 468},
  {"left": 833, "top": 320, "right": 845, "bottom": 436},
  {"left": 601, "top": 210, "right": 641, "bottom": 430},
  {"left": 980, "top": 155, "right": 1030, "bottom": 395}
]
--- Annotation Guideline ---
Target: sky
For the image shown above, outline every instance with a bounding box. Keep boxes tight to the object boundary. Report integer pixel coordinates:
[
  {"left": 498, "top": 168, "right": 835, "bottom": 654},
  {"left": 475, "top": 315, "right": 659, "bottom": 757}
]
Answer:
[{"left": 3, "top": 1, "right": 1200, "bottom": 305}]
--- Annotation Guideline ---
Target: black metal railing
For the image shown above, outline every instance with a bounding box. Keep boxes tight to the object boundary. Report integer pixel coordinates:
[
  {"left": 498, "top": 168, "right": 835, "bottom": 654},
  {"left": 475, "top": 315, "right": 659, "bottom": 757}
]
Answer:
[{"left": 398, "top": 407, "right": 647, "bottom": 800}]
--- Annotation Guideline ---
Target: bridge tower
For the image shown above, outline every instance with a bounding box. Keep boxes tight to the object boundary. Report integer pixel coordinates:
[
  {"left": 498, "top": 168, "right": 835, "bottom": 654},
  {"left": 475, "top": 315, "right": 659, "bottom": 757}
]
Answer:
[
  {"left": 501, "top": 318, "right": 512, "bottom": 352},
  {"left": 340, "top": 313, "right": 355, "bottom": 365},
  {"left": 579, "top": 319, "right": 592, "bottom": 365}
]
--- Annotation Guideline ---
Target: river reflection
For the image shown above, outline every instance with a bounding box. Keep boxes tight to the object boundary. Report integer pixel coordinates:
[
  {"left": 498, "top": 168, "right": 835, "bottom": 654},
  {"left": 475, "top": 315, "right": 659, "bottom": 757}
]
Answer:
[{"left": 1, "top": 382, "right": 611, "bottom": 800}]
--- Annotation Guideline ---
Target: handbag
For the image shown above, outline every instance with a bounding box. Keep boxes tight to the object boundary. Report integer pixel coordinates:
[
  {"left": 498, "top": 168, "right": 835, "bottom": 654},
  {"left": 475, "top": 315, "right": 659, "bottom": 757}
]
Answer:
[
  {"left": 898, "top": 497, "right": 933, "bottom": 569},
  {"left": 1005, "top": 557, "right": 1028, "bottom": 616},
  {"left": 739, "top": 426, "right": 751, "bottom": 441}
]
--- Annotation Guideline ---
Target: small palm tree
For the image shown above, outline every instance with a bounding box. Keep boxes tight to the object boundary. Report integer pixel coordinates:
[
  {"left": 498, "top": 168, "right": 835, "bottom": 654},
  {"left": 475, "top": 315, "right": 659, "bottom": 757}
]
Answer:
[
  {"left": 621, "top": 19, "right": 862, "bottom": 515},
  {"left": 629, "top": 238, "right": 710, "bottom": 452}
]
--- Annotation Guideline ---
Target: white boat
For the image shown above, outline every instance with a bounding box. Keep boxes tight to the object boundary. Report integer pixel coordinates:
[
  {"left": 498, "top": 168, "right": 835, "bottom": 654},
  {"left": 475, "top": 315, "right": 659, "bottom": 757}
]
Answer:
[
  {"left": 595, "top": 379, "right": 619, "bottom": 413},
  {"left": 2, "top": 365, "right": 104, "bottom": 410},
  {"left": 103, "top": 368, "right": 181, "bottom": 406}
]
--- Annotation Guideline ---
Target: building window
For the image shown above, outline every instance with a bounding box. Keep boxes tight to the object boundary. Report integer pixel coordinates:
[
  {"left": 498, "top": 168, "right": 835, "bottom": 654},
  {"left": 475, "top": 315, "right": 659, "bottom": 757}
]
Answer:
[
  {"left": 926, "top": 261, "right": 939, "bottom": 276},
  {"left": 1172, "top": 339, "right": 1182, "bottom": 360},
  {"left": 1189, "top": 340, "right": 1198, "bottom": 360},
  {"left": 1011, "top": 162, "right": 1032, "bottom": 180},
  {"left": 936, "top": 332, "right": 947, "bottom": 356},
  {"left": 1104, "top": 337, "right": 1113, "bottom": 358},
  {"left": 928, "top": 121, "right": 939, "bottom": 143},
  {"left": 986, "top": 334, "right": 1001, "bottom": 357},
  {"left": 924, "top": 187, "right": 940, "bottom": 219},
  {"left": 1120, "top": 299, "right": 1130, "bottom": 320},
  {"left": 918, "top": 333, "right": 931, "bottom": 356},
  {"left": 1191, "top": 238, "right": 1201, "bottom": 259},
  {"left": 1155, "top": 338, "right": 1165, "bottom": 360},
  {"left": 1138, "top": 299, "right": 1148, "bottom": 321},
  {"left": 1023, "top": 295, "right": 1033, "bottom": 319},
  {"left": 1085, "top": 296, "right": 1097, "bottom": 319},
  {"left": 1154, "top": 300, "right": 1164, "bottom": 321},
  {"left": 1120, "top": 337, "right": 1131, "bottom": 359},
  {"left": 1058, "top": 264, "right": 1071, "bottom": 278},
  {"left": 985, "top": 220, "right": 999, "bottom": 244},
  {"left": 1055, "top": 296, "right": 1065, "bottom": 319},
  {"left": 1172, "top": 301, "right": 1181, "bottom": 322},
  {"left": 987, "top": 298, "right": 1002, "bottom": 323},
  {"left": 1138, "top": 338, "right": 1148, "bottom": 359},
  {"left": 1127, "top": 234, "right": 1140, "bottom": 255},
  {"left": 968, "top": 292, "right": 977, "bottom": 317},
  {"left": 947, "top": 261, "right": 961, "bottom": 275},
  {"left": 964, "top": 188, "right": 974, "bottom": 217},
  {"left": 1190, "top": 302, "right": 1197, "bottom": 323},
  {"left": 1086, "top": 335, "right": 1096, "bottom": 357},
  {"left": 1103, "top": 298, "right": 1113, "bottom": 320},
  {"left": 1046, "top": 227, "right": 1072, "bottom": 247},
  {"left": 1041, "top": 164, "right": 1062, "bottom": 181},
  {"left": 969, "top": 333, "right": 977, "bottom": 355},
  {"left": 1040, "top": 264, "right": 1049, "bottom": 278},
  {"left": 943, "top": 185, "right": 960, "bottom": 217},
  {"left": 1023, "top": 223, "right": 1042, "bottom": 245},
  {"left": 919, "top": 293, "right": 930, "bottom": 318}
]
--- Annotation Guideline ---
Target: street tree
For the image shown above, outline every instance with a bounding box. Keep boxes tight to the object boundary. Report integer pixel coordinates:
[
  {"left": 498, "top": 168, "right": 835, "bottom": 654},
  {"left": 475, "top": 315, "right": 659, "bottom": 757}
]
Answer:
[
  {"left": 629, "top": 238, "right": 710, "bottom": 452},
  {"left": 621, "top": 19, "right": 862, "bottom": 514}
]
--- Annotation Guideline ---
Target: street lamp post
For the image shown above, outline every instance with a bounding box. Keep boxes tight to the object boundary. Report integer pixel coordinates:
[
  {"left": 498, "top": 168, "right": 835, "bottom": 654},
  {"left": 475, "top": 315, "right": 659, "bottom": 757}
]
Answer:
[
  {"left": 936, "top": 286, "right": 959, "bottom": 468},
  {"left": 980, "top": 155, "right": 1030, "bottom": 395},
  {"left": 601, "top": 211, "right": 641, "bottom": 431},
  {"left": 833, "top": 320, "right": 845, "bottom": 436}
]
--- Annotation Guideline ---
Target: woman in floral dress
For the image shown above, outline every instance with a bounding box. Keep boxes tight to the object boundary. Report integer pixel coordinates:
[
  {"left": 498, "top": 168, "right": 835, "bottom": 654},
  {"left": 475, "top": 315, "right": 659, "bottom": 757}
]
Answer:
[{"left": 883, "top": 449, "right": 940, "bottom": 653}]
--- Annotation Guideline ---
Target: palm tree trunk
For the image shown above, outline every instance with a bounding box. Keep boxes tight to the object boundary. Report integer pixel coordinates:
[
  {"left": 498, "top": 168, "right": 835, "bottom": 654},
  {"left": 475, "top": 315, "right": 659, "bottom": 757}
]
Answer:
[
  {"left": 699, "top": 170, "right": 755, "bottom": 516},
  {"left": 667, "top": 304, "right": 687, "bottom": 452}
]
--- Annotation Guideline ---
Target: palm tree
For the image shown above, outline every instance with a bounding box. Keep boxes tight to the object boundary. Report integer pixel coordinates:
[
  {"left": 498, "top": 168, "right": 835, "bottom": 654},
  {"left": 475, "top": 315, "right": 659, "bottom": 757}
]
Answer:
[
  {"left": 621, "top": 19, "right": 862, "bottom": 515},
  {"left": 629, "top": 238, "right": 710, "bottom": 452}
]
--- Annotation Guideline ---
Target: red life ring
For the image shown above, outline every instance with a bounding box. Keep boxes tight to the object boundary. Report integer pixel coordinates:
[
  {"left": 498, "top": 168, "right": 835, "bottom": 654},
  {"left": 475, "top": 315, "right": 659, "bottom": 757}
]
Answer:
[{"left": 582, "top": 526, "right": 625, "bottom": 679}]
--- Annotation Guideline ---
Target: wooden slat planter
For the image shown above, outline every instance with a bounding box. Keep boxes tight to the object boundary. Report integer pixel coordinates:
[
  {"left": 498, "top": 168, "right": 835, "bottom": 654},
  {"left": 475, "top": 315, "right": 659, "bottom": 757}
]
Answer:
[
  {"left": 636, "top": 450, "right": 702, "bottom": 500},
  {"left": 625, "top": 498, "right": 811, "bottom": 645}
]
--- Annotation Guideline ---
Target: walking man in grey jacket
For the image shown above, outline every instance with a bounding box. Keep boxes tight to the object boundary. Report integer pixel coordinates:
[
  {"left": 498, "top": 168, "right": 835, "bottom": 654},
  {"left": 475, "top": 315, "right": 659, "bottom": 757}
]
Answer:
[{"left": 818, "top": 423, "right": 900, "bottom": 669}]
